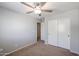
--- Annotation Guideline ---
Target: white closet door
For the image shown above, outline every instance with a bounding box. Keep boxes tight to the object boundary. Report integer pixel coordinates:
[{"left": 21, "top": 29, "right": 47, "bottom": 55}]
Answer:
[
  {"left": 48, "top": 20, "right": 58, "bottom": 46},
  {"left": 58, "top": 19, "right": 70, "bottom": 49}
]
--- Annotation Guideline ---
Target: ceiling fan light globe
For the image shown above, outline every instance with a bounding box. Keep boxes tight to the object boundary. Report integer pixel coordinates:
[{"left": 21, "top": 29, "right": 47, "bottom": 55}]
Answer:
[{"left": 34, "top": 9, "right": 41, "bottom": 14}]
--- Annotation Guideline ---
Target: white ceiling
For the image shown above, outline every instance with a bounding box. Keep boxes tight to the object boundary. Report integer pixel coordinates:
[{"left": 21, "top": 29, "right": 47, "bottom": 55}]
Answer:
[{"left": 0, "top": 2, "right": 79, "bottom": 18}]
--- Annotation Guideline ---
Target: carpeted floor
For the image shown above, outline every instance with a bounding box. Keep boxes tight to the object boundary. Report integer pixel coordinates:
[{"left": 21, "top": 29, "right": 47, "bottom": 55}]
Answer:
[{"left": 7, "top": 41, "right": 78, "bottom": 56}]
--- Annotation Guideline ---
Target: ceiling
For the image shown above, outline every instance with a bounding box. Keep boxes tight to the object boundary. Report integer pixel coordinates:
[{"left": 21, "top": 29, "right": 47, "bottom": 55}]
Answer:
[{"left": 0, "top": 2, "right": 79, "bottom": 19}]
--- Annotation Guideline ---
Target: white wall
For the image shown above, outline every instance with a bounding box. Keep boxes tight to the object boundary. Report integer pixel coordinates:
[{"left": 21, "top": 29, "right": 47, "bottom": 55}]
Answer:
[
  {"left": 41, "top": 18, "right": 48, "bottom": 44},
  {"left": 70, "top": 9, "right": 79, "bottom": 54},
  {"left": 0, "top": 7, "right": 37, "bottom": 53},
  {"left": 42, "top": 9, "right": 79, "bottom": 54}
]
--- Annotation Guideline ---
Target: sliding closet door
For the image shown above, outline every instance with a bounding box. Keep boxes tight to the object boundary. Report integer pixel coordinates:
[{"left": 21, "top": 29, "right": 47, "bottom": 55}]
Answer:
[
  {"left": 58, "top": 19, "right": 70, "bottom": 49},
  {"left": 48, "top": 20, "right": 58, "bottom": 46}
]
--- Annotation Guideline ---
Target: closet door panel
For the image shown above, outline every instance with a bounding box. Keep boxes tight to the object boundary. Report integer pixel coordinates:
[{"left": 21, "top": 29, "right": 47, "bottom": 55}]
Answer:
[{"left": 48, "top": 20, "right": 58, "bottom": 46}]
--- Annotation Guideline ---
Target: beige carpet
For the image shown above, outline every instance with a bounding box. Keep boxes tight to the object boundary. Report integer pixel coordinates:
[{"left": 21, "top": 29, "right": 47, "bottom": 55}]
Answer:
[{"left": 7, "top": 41, "right": 78, "bottom": 56}]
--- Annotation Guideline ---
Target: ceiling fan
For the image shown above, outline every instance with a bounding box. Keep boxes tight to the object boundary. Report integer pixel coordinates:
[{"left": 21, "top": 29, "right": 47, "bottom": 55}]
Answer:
[{"left": 20, "top": 2, "right": 53, "bottom": 16}]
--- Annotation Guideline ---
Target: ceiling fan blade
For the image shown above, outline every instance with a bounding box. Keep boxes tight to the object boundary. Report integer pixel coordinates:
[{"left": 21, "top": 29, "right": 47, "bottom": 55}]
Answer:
[
  {"left": 26, "top": 11, "right": 33, "bottom": 14},
  {"left": 21, "top": 2, "right": 34, "bottom": 9},
  {"left": 42, "top": 10, "right": 53, "bottom": 12},
  {"left": 40, "top": 2, "right": 46, "bottom": 7},
  {"left": 34, "top": 2, "right": 40, "bottom": 7}
]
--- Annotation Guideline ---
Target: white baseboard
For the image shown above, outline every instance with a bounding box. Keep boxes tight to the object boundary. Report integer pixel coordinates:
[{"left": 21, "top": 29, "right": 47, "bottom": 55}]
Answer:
[
  {"left": 3, "top": 41, "right": 36, "bottom": 56},
  {"left": 70, "top": 50, "right": 79, "bottom": 55}
]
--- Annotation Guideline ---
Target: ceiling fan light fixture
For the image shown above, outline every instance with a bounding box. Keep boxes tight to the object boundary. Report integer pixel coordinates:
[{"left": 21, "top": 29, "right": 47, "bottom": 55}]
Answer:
[
  {"left": 34, "top": 9, "right": 41, "bottom": 14},
  {"left": 34, "top": 6, "right": 41, "bottom": 14}
]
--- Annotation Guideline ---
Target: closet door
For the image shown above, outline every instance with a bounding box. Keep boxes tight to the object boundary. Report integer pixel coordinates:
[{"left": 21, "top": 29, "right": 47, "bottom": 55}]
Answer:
[
  {"left": 58, "top": 19, "right": 70, "bottom": 49},
  {"left": 48, "top": 20, "right": 58, "bottom": 46}
]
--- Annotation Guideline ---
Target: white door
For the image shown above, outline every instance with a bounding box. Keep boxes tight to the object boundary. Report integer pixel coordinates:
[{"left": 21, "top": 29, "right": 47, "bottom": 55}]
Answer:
[
  {"left": 58, "top": 19, "right": 70, "bottom": 49},
  {"left": 48, "top": 19, "right": 70, "bottom": 49},
  {"left": 48, "top": 20, "right": 58, "bottom": 46}
]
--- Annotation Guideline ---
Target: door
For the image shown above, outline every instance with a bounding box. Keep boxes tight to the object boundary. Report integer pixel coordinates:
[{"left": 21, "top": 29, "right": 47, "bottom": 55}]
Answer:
[
  {"left": 58, "top": 19, "right": 70, "bottom": 49},
  {"left": 37, "top": 23, "right": 41, "bottom": 41},
  {"left": 48, "top": 19, "right": 70, "bottom": 49},
  {"left": 48, "top": 20, "right": 58, "bottom": 46}
]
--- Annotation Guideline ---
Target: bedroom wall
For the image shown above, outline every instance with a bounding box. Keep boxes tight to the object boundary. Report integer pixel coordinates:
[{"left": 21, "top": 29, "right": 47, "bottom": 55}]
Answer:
[{"left": 0, "top": 7, "right": 37, "bottom": 53}]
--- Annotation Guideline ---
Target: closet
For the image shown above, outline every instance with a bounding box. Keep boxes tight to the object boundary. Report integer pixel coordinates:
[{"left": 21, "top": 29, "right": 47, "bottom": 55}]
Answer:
[{"left": 48, "top": 18, "right": 70, "bottom": 49}]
